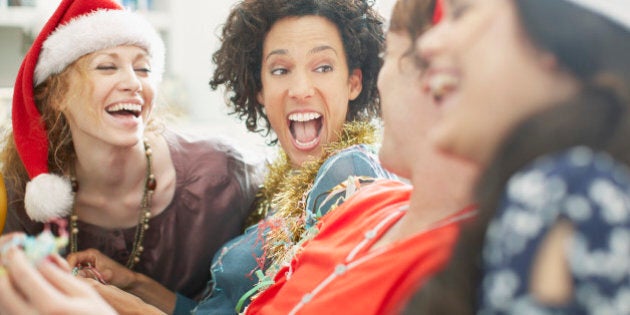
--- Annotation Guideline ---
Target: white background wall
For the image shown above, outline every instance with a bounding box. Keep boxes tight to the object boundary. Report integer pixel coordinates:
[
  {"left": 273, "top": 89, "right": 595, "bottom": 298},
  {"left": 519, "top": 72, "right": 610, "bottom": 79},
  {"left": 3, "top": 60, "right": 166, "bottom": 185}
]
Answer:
[
  {"left": 164, "top": 0, "right": 397, "bottom": 154},
  {"left": 0, "top": 0, "right": 398, "bottom": 156}
]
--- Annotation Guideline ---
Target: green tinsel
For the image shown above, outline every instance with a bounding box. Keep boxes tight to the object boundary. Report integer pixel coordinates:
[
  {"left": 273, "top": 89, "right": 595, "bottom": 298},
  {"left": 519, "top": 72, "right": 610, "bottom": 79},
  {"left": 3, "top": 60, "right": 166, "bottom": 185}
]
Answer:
[{"left": 252, "top": 121, "right": 378, "bottom": 266}]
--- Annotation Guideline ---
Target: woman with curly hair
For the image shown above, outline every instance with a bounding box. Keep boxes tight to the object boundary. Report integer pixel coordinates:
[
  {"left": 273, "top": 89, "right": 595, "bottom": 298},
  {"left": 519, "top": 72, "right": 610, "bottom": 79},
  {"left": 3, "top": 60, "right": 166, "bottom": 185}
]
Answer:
[{"left": 187, "top": 0, "right": 394, "bottom": 313}]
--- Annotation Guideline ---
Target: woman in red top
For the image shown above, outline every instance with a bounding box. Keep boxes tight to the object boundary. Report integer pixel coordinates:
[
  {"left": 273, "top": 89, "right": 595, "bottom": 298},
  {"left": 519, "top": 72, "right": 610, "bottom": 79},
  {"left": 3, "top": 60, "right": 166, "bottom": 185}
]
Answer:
[
  {"left": 0, "top": 0, "right": 473, "bottom": 314},
  {"left": 244, "top": 0, "right": 477, "bottom": 314}
]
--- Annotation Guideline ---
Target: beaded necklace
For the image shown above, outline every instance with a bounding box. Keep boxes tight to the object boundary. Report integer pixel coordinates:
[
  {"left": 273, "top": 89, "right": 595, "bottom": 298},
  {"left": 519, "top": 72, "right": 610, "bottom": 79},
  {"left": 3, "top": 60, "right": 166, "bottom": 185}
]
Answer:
[{"left": 69, "top": 139, "right": 156, "bottom": 269}]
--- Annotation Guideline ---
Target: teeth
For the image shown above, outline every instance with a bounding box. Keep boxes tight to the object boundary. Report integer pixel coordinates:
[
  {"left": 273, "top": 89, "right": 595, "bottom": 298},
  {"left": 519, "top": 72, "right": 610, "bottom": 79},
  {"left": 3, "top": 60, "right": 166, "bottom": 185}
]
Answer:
[
  {"left": 106, "top": 103, "right": 142, "bottom": 113},
  {"left": 288, "top": 112, "right": 322, "bottom": 122},
  {"left": 429, "top": 74, "right": 458, "bottom": 99},
  {"left": 295, "top": 137, "right": 319, "bottom": 148}
]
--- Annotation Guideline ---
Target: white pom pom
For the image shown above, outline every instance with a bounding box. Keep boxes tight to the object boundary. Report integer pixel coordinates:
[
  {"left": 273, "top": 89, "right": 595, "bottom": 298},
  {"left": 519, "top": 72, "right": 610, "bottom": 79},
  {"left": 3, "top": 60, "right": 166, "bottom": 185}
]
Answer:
[{"left": 25, "top": 174, "right": 74, "bottom": 222}]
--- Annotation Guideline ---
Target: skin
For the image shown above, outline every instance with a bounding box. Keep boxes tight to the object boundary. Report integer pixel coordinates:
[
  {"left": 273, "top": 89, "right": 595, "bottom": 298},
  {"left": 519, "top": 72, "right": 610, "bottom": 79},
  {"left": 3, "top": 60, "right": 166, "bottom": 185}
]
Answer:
[
  {"left": 69, "top": 16, "right": 366, "bottom": 315},
  {"left": 1, "top": 7, "right": 475, "bottom": 315},
  {"left": 417, "top": 0, "right": 578, "bottom": 166},
  {"left": 378, "top": 31, "right": 443, "bottom": 180},
  {"left": 65, "top": 46, "right": 176, "bottom": 230},
  {"left": 0, "top": 234, "right": 117, "bottom": 315},
  {"left": 257, "top": 16, "right": 362, "bottom": 168},
  {"left": 0, "top": 244, "right": 164, "bottom": 315},
  {"left": 64, "top": 45, "right": 156, "bottom": 149},
  {"left": 417, "top": 0, "right": 580, "bottom": 304},
  {"left": 371, "top": 25, "right": 477, "bottom": 251},
  {"left": 63, "top": 46, "right": 177, "bottom": 313},
  {"left": 30, "top": 45, "right": 176, "bottom": 314}
]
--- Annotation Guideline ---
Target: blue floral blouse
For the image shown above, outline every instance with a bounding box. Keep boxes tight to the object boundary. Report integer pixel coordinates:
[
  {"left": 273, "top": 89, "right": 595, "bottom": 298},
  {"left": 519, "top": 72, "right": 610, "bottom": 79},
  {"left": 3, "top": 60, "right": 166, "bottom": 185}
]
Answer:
[
  {"left": 479, "top": 146, "right": 630, "bottom": 314},
  {"left": 174, "top": 144, "right": 395, "bottom": 315}
]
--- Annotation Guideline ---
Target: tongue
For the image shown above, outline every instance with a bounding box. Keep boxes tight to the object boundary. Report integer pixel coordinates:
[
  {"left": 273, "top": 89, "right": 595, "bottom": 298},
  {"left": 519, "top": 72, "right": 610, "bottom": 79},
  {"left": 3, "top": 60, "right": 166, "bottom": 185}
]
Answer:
[
  {"left": 108, "top": 110, "right": 136, "bottom": 117},
  {"left": 292, "top": 120, "right": 319, "bottom": 143}
]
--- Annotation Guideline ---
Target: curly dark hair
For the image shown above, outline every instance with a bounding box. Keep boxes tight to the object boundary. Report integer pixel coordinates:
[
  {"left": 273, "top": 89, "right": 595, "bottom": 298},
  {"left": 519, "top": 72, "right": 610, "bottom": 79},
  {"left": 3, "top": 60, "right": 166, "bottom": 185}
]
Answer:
[{"left": 210, "top": 0, "right": 385, "bottom": 142}]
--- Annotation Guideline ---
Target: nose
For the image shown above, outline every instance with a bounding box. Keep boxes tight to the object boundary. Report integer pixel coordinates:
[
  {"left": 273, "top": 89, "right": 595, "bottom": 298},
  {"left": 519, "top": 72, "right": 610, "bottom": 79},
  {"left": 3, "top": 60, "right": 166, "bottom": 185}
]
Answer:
[
  {"left": 416, "top": 22, "right": 447, "bottom": 65},
  {"left": 288, "top": 71, "right": 315, "bottom": 101},
  {"left": 118, "top": 66, "right": 142, "bottom": 93}
]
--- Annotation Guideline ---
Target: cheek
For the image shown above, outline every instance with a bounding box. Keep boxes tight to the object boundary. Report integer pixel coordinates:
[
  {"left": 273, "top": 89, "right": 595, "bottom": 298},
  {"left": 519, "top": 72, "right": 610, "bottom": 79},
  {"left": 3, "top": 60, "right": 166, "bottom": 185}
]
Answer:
[
  {"left": 331, "top": 104, "right": 348, "bottom": 135},
  {"left": 260, "top": 80, "right": 285, "bottom": 107}
]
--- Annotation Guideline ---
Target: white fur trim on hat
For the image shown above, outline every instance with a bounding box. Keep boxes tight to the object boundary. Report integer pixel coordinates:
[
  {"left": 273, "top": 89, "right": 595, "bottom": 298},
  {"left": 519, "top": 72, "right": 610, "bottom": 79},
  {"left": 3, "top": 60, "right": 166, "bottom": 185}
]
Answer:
[
  {"left": 24, "top": 173, "right": 74, "bottom": 222},
  {"left": 34, "top": 9, "right": 165, "bottom": 86},
  {"left": 561, "top": 0, "right": 630, "bottom": 31}
]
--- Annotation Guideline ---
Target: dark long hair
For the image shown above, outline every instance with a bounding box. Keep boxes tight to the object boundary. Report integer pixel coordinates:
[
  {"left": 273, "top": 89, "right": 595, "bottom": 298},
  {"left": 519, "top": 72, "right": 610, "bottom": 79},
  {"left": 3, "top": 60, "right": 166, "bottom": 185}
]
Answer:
[
  {"left": 210, "top": 0, "right": 384, "bottom": 143},
  {"left": 403, "top": 0, "right": 630, "bottom": 313}
]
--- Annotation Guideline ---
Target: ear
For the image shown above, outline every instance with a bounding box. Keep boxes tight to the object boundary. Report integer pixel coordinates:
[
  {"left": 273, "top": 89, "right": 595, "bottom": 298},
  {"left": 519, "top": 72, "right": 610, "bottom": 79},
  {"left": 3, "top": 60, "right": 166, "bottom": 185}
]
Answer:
[
  {"left": 256, "top": 90, "right": 265, "bottom": 107},
  {"left": 537, "top": 50, "right": 559, "bottom": 71},
  {"left": 348, "top": 69, "right": 363, "bottom": 101},
  {"left": 53, "top": 100, "right": 67, "bottom": 112}
]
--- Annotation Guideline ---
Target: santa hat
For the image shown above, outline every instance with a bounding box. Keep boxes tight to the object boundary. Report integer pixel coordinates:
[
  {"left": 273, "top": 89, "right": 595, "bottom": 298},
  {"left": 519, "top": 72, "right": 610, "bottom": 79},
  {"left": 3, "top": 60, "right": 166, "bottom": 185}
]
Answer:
[
  {"left": 561, "top": 0, "right": 630, "bottom": 31},
  {"left": 12, "top": 0, "right": 165, "bottom": 222},
  {"left": 433, "top": 0, "right": 443, "bottom": 24}
]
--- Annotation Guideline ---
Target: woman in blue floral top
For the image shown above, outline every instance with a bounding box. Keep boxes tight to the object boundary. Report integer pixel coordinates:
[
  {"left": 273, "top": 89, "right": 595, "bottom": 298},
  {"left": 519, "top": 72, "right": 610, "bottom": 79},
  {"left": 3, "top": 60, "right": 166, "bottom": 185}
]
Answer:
[{"left": 403, "top": 0, "right": 630, "bottom": 314}]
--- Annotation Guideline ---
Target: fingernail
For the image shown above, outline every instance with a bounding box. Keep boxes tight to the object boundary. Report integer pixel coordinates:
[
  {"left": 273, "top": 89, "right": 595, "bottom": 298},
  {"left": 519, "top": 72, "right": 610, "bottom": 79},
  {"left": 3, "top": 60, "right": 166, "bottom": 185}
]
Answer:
[
  {"left": 1, "top": 247, "right": 15, "bottom": 265},
  {"left": 0, "top": 266, "right": 6, "bottom": 277}
]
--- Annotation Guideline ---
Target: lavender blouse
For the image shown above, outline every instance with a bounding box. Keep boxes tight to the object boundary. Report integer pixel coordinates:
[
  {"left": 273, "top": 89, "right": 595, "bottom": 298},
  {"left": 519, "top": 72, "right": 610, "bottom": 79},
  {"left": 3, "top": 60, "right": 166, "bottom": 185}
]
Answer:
[{"left": 3, "top": 131, "right": 261, "bottom": 299}]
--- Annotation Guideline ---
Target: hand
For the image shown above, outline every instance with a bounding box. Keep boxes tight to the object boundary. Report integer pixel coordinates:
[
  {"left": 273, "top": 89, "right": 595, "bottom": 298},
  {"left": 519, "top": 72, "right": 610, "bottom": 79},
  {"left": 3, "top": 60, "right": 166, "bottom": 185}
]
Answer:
[
  {"left": 88, "top": 281, "right": 166, "bottom": 315},
  {"left": 68, "top": 249, "right": 176, "bottom": 313},
  {"left": 0, "top": 247, "right": 117, "bottom": 315},
  {"left": 0, "top": 233, "right": 22, "bottom": 247},
  {"left": 67, "top": 248, "right": 137, "bottom": 289}
]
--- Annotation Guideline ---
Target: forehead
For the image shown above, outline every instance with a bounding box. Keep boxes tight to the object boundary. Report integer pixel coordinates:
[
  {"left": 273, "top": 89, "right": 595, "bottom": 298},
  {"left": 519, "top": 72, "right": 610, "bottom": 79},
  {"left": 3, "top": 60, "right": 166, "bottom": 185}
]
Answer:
[
  {"left": 263, "top": 16, "right": 344, "bottom": 54},
  {"left": 89, "top": 45, "right": 150, "bottom": 59}
]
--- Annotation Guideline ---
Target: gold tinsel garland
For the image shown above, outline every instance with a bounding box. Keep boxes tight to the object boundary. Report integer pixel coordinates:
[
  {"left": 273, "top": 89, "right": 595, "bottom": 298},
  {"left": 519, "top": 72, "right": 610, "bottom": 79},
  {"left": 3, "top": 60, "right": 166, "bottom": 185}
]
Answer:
[{"left": 253, "top": 121, "right": 377, "bottom": 267}]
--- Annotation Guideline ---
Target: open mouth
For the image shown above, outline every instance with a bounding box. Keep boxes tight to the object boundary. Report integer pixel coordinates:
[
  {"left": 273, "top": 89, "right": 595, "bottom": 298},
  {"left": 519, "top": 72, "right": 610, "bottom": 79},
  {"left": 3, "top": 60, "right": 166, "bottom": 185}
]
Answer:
[
  {"left": 288, "top": 112, "right": 322, "bottom": 149},
  {"left": 428, "top": 73, "right": 459, "bottom": 104},
  {"left": 105, "top": 103, "right": 142, "bottom": 118}
]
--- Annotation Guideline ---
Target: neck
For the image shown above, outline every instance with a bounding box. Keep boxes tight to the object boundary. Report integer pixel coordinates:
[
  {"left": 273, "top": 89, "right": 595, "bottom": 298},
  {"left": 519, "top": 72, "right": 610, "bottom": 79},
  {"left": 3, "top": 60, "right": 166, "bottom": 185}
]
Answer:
[
  {"left": 387, "top": 148, "right": 478, "bottom": 242},
  {"left": 72, "top": 138, "right": 148, "bottom": 194},
  {"left": 70, "top": 134, "right": 156, "bottom": 227}
]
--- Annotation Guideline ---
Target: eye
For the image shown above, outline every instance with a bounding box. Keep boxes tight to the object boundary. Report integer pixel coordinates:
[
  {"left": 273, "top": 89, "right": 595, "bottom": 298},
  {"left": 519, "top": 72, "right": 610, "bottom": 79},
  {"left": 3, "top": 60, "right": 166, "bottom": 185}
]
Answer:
[
  {"left": 450, "top": 1, "right": 471, "bottom": 19},
  {"left": 96, "top": 65, "right": 117, "bottom": 71},
  {"left": 135, "top": 68, "right": 151, "bottom": 74},
  {"left": 315, "top": 65, "right": 333, "bottom": 73},
  {"left": 271, "top": 67, "right": 288, "bottom": 75}
]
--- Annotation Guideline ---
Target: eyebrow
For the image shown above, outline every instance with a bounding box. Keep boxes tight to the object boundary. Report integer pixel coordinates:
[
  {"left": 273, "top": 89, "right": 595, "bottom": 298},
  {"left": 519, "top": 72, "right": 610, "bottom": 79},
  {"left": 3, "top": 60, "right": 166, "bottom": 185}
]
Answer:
[
  {"left": 265, "top": 45, "right": 338, "bottom": 61},
  {"left": 93, "top": 52, "right": 150, "bottom": 64}
]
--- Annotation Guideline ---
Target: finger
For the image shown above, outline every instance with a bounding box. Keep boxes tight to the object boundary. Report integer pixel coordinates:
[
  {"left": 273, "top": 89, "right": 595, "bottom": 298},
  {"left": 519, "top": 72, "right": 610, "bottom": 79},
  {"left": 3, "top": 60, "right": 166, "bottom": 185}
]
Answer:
[
  {"left": 48, "top": 253, "right": 71, "bottom": 272},
  {"left": 3, "top": 248, "right": 66, "bottom": 308},
  {"left": 38, "top": 258, "right": 96, "bottom": 297},
  {"left": 0, "top": 267, "right": 36, "bottom": 315},
  {"left": 0, "top": 233, "right": 25, "bottom": 251},
  {"left": 66, "top": 250, "right": 97, "bottom": 267}
]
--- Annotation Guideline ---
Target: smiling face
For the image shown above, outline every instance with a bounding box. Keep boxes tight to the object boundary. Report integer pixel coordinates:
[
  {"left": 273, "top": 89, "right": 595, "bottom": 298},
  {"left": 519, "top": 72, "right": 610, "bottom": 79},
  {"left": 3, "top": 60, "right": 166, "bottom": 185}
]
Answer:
[
  {"left": 257, "top": 16, "right": 363, "bottom": 167},
  {"left": 417, "top": 0, "right": 578, "bottom": 165},
  {"left": 62, "top": 45, "right": 157, "bottom": 148},
  {"left": 378, "top": 31, "right": 439, "bottom": 178}
]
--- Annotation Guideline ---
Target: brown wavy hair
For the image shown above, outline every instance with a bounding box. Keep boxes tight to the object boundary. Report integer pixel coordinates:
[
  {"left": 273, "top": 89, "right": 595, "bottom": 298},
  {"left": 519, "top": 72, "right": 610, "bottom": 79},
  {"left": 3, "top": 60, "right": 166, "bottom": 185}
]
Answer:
[
  {"left": 1, "top": 59, "right": 86, "bottom": 206},
  {"left": 403, "top": 0, "right": 630, "bottom": 313},
  {"left": 210, "top": 0, "right": 385, "bottom": 143},
  {"left": 388, "top": 0, "right": 436, "bottom": 54}
]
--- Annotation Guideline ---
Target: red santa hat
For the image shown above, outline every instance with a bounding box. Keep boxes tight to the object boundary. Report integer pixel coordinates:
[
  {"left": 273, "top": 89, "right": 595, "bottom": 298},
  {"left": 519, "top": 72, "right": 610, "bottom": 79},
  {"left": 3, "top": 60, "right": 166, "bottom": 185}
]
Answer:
[
  {"left": 13, "top": 0, "right": 164, "bottom": 222},
  {"left": 562, "top": 0, "right": 630, "bottom": 31},
  {"left": 433, "top": 0, "right": 443, "bottom": 24}
]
